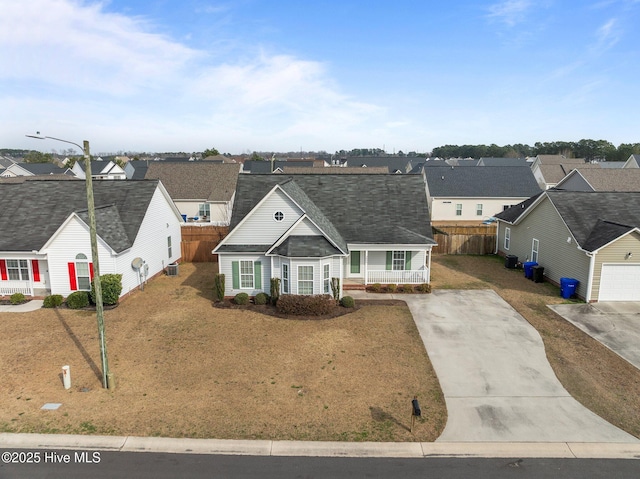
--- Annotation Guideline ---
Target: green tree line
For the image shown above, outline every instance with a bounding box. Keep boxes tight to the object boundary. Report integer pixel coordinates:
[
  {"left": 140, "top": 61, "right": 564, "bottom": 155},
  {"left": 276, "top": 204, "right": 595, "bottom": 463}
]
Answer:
[{"left": 431, "top": 140, "right": 640, "bottom": 162}]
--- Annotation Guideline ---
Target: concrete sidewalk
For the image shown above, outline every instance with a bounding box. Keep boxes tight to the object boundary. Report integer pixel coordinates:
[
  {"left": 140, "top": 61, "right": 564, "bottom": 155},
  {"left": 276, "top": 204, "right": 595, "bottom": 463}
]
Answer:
[
  {"left": 0, "top": 300, "right": 43, "bottom": 312},
  {"left": 350, "top": 289, "right": 639, "bottom": 443},
  {"left": 2, "top": 433, "right": 640, "bottom": 459}
]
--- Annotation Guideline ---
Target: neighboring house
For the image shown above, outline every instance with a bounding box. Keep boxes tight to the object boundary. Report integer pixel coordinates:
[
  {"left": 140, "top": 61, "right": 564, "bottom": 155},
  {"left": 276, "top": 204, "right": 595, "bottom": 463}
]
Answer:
[
  {"left": 495, "top": 190, "right": 640, "bottom": 302},
  {"left": 124, "top": 159, "right": 152, "bottom": 180},
  {"left": 144, "top": 162, "right": 241, "bottom": 225},
  {"left": 623, "top": 154, "right": 640, "bottom": 169},
  {"left": 423, "top": 166, "right": 541, "bottom": 224},
  {"left": 0, "top": 162, "right": 70, "bottom": 177},
  {"left": 241, "top": 160, "right": 316, "bottom": 174},
  {"left": 213, "top": 174, "right": 436, "bottom": 298},
  {"left": 279, "top": 167, "right": 389, "bottom": 174},
  {"left": 555, "top": 168, "right": 640, "bottom": 192},
  {"left": 0, "top": 179, "right": 182, "bottom": 298},
  {"left": 72, "top": 160, "right": 127, "bottom": 180},
  {"left": 529, "top": 155, "right": 592, "bottom": 189}
]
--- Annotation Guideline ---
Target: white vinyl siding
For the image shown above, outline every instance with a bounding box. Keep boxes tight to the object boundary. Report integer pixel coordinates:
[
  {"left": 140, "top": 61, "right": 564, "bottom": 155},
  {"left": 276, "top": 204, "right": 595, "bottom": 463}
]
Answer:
[
  {"left": 224, "top": 189, "right": 302, "bottom": 245},
  {"left": 592, "top": 231, "right": 640, "bottom": 301}
]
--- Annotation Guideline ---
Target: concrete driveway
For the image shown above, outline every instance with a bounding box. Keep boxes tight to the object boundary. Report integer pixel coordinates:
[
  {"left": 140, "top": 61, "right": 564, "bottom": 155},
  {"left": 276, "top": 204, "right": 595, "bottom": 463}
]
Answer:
[
  {"left": 354, "top": 289, "right": 637, "bottom": 443},
  {"left": 549, "top": 302, "right": 640, "bottom": 371}
]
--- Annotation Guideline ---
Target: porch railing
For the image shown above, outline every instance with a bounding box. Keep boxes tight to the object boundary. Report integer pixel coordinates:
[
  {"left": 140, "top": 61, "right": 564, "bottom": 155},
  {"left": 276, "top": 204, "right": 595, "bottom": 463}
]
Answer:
[
  {"left": 366, "top": 267, "right": 428, "bottom": 285},
  {"left": 0, "top": 280, "right": 34, "bottom": 297}
]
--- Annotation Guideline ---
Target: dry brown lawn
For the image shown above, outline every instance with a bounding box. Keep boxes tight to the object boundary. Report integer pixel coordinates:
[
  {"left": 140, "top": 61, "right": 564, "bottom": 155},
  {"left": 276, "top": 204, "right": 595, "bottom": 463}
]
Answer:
[
  {"left": 0, "top": 263, "right": 445, "bottom": 442},
  {"left": 431, "top": 254, "right": 640, "bottom": 439}
]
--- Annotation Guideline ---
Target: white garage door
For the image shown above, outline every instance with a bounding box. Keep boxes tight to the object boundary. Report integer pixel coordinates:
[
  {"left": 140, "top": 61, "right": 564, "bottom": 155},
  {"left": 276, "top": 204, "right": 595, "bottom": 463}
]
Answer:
[{"left": 599, "top": 264, "right": 640, "bottom": 301}]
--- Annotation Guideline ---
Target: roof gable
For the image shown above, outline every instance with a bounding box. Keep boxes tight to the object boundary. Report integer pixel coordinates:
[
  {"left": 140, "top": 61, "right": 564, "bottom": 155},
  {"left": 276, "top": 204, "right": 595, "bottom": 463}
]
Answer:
[
  {"left": 0, "top": 179, "right": 161, "bottom": 253},
  {"left": 144, "top": 162, "right": 240, "bottom": 201},
  {"left": 225, "top": 174, "right": 435, "bottom": 247}
]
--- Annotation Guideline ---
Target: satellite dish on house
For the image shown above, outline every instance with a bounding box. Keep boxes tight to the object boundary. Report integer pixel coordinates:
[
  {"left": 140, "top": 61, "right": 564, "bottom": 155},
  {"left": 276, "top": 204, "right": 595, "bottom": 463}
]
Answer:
[{"left": 131, "top": 257, "right": 144, "bottom": 270}]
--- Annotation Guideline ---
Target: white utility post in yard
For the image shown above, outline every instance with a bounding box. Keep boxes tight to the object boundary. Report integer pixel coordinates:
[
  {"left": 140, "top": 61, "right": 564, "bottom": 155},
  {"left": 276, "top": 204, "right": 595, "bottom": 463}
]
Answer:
[{"left": 26, "top": 133, "right": 113, "bottom": 389}]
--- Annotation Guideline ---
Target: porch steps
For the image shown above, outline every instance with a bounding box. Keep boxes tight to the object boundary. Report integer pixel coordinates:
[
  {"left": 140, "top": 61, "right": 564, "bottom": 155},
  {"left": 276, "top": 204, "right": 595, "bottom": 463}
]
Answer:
[{"left": 343, "top": 283, "right": 367, "bottom": 291}]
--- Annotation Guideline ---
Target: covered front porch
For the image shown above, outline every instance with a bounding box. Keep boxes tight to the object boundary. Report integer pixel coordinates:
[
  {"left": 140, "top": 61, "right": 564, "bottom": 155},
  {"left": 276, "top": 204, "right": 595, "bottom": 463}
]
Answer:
[
  {"left": 344, "top": 247, "right": 432, "bottom": 286},
  {"left": 0, "top": 280, "right": 34, "bottom": 297}
]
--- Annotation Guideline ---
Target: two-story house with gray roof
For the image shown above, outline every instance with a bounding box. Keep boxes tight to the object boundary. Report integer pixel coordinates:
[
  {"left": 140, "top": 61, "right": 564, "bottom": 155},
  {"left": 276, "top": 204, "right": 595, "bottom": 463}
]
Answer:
[
  {"left": 144, "top": 162, "right": 241, "bottom": 225},
  {"left": 0, "top": 179, "right": 182, "bottom": 298},
  {"left": 423, "top": 166, "right": 541, "bottom": 225},
  {"left": 213, "top": 174, "right": 436, "bottom": 298},
  {"left": 496, "top": 191, "right": 640, "bottom": 302}
]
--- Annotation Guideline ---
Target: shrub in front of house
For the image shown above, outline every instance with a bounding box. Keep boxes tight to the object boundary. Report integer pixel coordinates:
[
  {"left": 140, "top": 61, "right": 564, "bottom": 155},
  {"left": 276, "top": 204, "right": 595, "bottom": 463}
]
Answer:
[
  {"left": 387, "top": 284, "right": 397, "bottom": 293},
  {"left": 234, "top": 292, "right": 249, "bottom": 305},
  {"left": 90, "top": 274, "right": 123, "bottom": 306},
  {"left": 254, "top": 292, "right": 269, "bottom": 305},
  {"left": 213, "top": 274, "right": 225, "bottom": 302},
  {"left": 275, "top": 294, "right": 335, "bottom": 316},
  {"left": 340, "top": 296, "right": 355, "bottom": 308},
  {"left": 416, "top": 283, "right": 432, "bottom": 293},
  {"left": 10, "top": 293, "right": 26, "bottom": 305},
  {"left": 66, "top": 291, "right": 89, "bottom": 309},
  {"left": 401, "top": 284, "right": 414, "bottom": 293},
  {"left": 43, "top": 294, "right": 64, "bottom": 308},
  {"left": 369, "top": 283, "right": 382, "bottom": 293}
]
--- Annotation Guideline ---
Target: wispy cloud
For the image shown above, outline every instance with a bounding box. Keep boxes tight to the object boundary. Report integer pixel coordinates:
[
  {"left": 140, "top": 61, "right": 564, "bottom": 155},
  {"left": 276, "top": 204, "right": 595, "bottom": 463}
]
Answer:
[
  {"left": 486, "top": 0, "right": 532, "bottom": 27},
  {"left": 594, "top": 18, "right": 621, "bottom": 51}
]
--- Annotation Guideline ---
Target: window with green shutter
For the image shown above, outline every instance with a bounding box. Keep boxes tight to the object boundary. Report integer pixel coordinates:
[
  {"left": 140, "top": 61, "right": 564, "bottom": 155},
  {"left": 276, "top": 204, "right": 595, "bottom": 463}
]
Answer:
[{"left": 350, "top": 251, "right": 360, "bottom": 274}]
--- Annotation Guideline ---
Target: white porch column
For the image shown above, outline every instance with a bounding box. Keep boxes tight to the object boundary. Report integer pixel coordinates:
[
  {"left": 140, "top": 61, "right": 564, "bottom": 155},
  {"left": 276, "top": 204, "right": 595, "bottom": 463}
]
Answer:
[
  {"left": 364, "top": 250, "right": 369, "bottom": 285},
  {"left": 427, "top": 247, "right": 432, "bottom": 283}
]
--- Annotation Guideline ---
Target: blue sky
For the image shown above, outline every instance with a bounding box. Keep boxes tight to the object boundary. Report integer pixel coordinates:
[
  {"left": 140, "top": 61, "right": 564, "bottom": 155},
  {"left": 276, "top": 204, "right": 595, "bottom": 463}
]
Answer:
[{"left": 2, "top": 0, "right": 639, "bottom": 155}]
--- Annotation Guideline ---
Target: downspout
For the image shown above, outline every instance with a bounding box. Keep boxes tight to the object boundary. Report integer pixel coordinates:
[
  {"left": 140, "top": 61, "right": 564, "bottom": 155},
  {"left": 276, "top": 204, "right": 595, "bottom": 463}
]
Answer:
[
  {"left": 495, "top": 221, "right": 500, "bottom": 254},
  {"left": 578, "top": 246, "right": 596, "bottom": 302}
]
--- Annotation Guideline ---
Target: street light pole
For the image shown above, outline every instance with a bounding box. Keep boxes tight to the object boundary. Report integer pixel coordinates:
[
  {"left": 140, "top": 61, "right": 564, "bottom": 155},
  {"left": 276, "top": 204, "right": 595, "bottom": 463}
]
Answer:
[{"left": 26, "top": 133, "right": 112, "bottom": 389}]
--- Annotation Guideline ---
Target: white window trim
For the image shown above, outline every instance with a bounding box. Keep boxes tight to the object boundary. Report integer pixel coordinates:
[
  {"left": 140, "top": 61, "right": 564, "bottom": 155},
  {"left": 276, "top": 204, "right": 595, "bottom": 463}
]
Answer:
[
  {"left": 167, "top": 236, "right": 172, "bottom": 258},
  {"left": 532, "top": 238, "right": 539, "bottom": 263},
  {"left": 273, "top": 211, "right": 285, "bottom": 222},
  {"left": 323, "top": 263, "right": 331, "bottom": 294},
  {"left": 476, "top": 204, "right": 483, "bottom": 216},
  {"left": 455, "top": 203, "right": 462, "bottom": 216},
  {"left": 240, "top": 260, "right": 255, "bottom": 289},
  {"left": 6, "top": 259, "right": 30, "bottom": 281},
  {"left": 198, "top": 203, "right": 210, "bottom": 217},
  {"left": 75, "top": 253, "right": 91, "bottom": 291},
  {"left": 392, "top": 251, "right": 406, "bottom": 271},
  {"left": 297, "top": 264, "right": 314, "bottom": 295},
  {"left": 504, "top": 227, "right": 511, "bottom": 250},
  {"left": 282, "top": 263, "right": 289, "bottom": 294}
]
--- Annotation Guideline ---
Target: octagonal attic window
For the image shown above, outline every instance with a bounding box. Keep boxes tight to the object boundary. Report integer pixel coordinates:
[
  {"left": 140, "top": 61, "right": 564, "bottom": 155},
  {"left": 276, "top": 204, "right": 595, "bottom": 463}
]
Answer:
[{"left": 273, "top": 211, "right": 285, "bottom": 222}]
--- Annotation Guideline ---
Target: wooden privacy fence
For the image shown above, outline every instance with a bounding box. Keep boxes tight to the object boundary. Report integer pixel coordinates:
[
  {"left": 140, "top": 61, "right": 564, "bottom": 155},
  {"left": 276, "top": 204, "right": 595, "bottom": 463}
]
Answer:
[
  {"left": 432, "top": 225, "right": 497, "bottom": 255},
  {"left": 180, "top": 225, "right": 229, "bottom": 262}
]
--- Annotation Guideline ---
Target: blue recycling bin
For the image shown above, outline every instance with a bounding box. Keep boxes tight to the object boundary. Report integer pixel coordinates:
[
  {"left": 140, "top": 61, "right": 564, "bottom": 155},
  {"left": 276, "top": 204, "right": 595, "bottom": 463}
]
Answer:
[
  {"left": 560, "top": 278, "right": 579, "bottom": 299},
  {"left": 523, "top": 261, "right": 538, "bottom": 279}
]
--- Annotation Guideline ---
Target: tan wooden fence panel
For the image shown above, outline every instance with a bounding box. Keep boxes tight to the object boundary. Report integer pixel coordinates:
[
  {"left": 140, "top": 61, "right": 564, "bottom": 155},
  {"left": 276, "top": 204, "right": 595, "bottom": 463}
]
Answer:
[
  {"left": 432, "top": 225, "right": 497, "bottom": 255},
  {"left": 180, "top": 226, "right": 229, "bottom": 262}
]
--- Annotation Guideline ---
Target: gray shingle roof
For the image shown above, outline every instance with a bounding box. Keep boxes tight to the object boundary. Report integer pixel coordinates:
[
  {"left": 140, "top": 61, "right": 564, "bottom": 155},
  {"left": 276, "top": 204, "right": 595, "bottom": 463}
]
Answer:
[
  {"left": 425, "top": 166, "right": 541, "bottom": 198},
  {"left": 144, "top": 162, "right": 240, "bottom": 202},
  {"left": 229, "top": 174, "right": 435, "bottom": 246},
  {"left": 498, "top": 190, "right": 640, "bottom": 252},
  {"left": 560, "top": 169, "right": 640, "bottom": 191},
  {"left": 19, "top": 163, "right": 68, "bottom": 175},
  {"left": 344, "top": 157, "right": 414, "bottom": 173},
  {"left": 0, "top": 179, "right": 161, "bottom": 253},
  {"left": 477, "top": 157, "right": 528, "bottom": 167},
  {"left": 271, "top": 236, "right": 343, "bottom": 257}
]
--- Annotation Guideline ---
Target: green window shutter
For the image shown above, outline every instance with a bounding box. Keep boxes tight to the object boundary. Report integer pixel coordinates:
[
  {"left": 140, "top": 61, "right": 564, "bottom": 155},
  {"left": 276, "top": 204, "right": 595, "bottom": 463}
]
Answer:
[
  {"left": 405, "top": 251, "right": 412, "bottom": 270},
  {"left": 232, "top": 261, "right": 239, "bottom": 289},
  {"left": 254, "top": 261, "right": 262, "bottom": 289},
  {"left": 350, "top": 251, "right": 360, "bottom": 274},
  {"left": 386, "top": 251, "right": 392, "bottom": 270}
]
